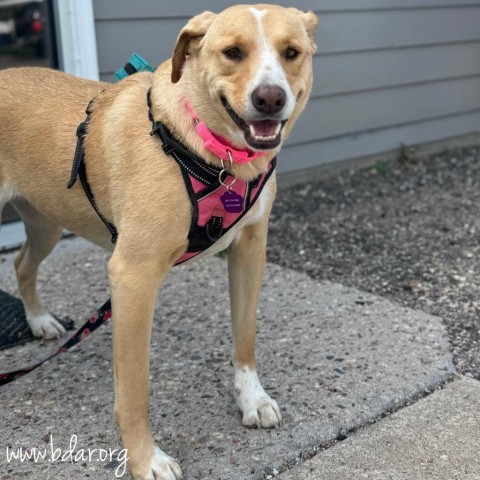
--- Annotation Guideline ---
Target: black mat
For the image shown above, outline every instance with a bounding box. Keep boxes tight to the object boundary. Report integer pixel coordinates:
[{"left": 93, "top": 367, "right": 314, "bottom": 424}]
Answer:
[{"left": 0, "top": 290, "right": 74, "bottom": 350}]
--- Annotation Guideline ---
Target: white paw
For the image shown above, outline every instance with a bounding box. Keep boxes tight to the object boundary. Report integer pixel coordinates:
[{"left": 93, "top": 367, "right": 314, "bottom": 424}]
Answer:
[
  {"left": 27, "top": 313, "right": 66, "bottom": 339},
  {"left": 138, "top": 447, "right": 182, "bottom": 480},
  {"left": 234, "top": 368, "right": 282, "bottom": 428}
]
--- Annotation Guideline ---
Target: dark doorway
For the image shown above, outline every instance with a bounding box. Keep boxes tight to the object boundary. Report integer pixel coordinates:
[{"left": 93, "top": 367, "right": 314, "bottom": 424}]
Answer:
[
  {"left": 0, "top": 0, "right": 58, "bottom": 224},
  {"left": 0, "top": 0, "right": 57, "bottom": 70}
]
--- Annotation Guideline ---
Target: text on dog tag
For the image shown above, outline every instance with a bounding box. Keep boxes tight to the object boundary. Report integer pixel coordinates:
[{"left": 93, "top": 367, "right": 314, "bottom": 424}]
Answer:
[{"left": 220, "top": 190, "right": 244, "bottom": 213}]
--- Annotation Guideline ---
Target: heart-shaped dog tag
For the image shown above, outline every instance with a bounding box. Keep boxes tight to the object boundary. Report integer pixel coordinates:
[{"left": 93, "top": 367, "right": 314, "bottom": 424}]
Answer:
[{"left": 220, "top": 190, "right": 244, "bottom": 213}]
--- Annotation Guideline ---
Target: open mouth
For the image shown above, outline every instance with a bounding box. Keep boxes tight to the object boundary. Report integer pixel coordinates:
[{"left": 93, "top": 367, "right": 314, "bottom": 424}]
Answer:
[{"left": 221, "top": 97, "right": 286, "bottom": 151}]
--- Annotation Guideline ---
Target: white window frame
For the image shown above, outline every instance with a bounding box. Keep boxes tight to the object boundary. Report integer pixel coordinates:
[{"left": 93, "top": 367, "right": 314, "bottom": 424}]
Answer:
[{"left": 53, "top": 0, "right": 99, "bottom": 80}]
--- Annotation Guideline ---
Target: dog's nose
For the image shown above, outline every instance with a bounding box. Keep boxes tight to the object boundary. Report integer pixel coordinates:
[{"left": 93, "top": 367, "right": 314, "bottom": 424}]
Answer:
[{"left": 251, "top": 85, "right": 286, "bottom": 115}]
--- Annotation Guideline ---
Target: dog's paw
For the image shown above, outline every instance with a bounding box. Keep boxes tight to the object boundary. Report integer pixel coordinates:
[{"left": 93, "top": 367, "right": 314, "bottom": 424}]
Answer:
[
  {"left": 234, "top": 368, "right": 282, "bottom": 428},
  {"left": 241, "top": 395, "right": 282, "bottom": 428},
  {"left": 132, "top": 447, "right": 182, "bottom": 480},
  {"left": 27, "top": 313, "right": 66, "bottom": 339}
]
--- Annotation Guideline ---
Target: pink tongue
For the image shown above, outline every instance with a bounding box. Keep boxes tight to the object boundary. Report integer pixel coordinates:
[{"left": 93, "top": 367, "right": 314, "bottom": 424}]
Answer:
[{"left": 251, "top": 120, "right": 279, "bottom": 137}]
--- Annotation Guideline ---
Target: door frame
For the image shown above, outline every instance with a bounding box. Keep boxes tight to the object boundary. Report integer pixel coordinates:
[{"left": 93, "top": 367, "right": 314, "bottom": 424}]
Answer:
[
  {"left": 53, "top": 0, "right": 99, "bottom": 80},
  {"left": 1, "top": 0, "right": 99, "bottom": 250}
]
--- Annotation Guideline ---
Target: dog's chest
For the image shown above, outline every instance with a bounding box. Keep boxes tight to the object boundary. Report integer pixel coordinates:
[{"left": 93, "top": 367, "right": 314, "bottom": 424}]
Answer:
[{"left": 181, "top": 176, "right": 274, "bottom": 265}]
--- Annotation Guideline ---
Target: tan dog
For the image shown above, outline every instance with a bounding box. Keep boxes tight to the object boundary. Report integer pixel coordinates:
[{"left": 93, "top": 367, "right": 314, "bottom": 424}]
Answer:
[{"left": 0, "top": 4, "right": 317, "bottom": 479}]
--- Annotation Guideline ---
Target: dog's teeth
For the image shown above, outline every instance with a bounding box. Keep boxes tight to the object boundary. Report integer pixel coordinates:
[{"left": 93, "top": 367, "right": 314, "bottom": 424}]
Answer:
[
  {"left": 253, "top": 134, "right": 276, "bottom": 141},
  {"left": 249, "top": 123, "right": 281, "bottom": 142}
]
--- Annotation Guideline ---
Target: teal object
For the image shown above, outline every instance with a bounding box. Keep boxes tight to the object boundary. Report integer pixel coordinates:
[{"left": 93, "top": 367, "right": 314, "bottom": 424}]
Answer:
[{"left": 114, "top": 53, "right": 154, "bottom": 80}]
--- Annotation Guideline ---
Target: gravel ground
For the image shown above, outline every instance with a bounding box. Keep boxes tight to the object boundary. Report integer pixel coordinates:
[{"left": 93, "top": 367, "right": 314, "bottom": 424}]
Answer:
[{"left": 268, "top": 145, "right": 480, "bottom": 379}]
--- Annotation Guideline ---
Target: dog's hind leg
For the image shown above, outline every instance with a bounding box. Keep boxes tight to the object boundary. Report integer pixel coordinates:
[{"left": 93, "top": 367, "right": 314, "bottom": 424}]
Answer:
[{"left": 11, "top": 198, "right": 65, "bottom": 339}]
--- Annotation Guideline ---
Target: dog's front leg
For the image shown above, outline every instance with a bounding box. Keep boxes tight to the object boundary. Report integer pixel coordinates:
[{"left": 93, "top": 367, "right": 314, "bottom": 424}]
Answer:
[
  {"left": 227, "top": 216, "right": 282, "bottom": 428},
  {"left": 109, "top": 248, "right": 182, "bottom": 480}
]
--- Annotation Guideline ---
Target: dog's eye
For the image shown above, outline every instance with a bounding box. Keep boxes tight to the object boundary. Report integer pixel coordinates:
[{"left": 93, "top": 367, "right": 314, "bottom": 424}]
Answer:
[
  {"left": 223, "top": 47, "right": 243, "bottom": 61},
  {"left": 285, "top": 47, "right": 300, "bottom": 60}
]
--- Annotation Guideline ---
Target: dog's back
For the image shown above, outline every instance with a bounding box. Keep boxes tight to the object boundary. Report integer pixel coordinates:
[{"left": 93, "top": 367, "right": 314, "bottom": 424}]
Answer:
[
  {"left": 0, "top": 68, "right": 104, "bottom": 176},
  {"left": 0, "top": 68, "right": 113, "bottom": 240}
]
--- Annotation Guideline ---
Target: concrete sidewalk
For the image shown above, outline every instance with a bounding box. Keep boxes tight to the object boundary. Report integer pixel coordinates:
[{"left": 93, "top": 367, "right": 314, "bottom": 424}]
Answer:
[
  {"left": 0, "top": 237, "right": 474, "bottom": 479},
  {"left": 278, "top": 377, "right": 480, "bottom": 480}
]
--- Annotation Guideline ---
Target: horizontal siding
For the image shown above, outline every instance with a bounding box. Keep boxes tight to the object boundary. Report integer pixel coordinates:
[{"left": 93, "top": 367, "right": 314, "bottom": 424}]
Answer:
[
  {"left": 289, "top": 76, "right": 480, "bottom": 145},
  {"left": 93, "top": 1, "right": 480, "bottom": 172},
  {"left": 280, "top": 111, "right": 480, "bottom": 173},
  {"left": 97, "top": 7, "right": 480, "bottom": 75},
  {"left": 313, "top": 42, "right": 480, "bottom": 98},
  {"left": 315, "top": 8, "right": 480, "bottom": 54},
  {"left": 93, "top": 0, "right": 480, "bottom": 19}
]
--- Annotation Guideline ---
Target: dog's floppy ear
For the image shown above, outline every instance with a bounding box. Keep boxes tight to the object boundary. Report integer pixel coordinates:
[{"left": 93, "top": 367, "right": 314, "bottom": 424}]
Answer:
[
  {"left": 171, "top": 11, "right": 216, "bottom": 83},
  {"left": 289, "top": 9, "right": 318, "bottom": 53}
]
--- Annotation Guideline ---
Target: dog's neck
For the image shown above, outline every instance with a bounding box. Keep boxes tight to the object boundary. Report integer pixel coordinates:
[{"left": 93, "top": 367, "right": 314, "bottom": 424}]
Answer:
[{"left": 149, "top": 68, "right": 277, "bottom": 182}]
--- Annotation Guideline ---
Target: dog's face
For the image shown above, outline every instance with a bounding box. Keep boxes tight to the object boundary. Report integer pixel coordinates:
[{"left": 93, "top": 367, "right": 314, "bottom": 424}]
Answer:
[{"left": 172, "top": 4, "right": 317, "bottom": 153}]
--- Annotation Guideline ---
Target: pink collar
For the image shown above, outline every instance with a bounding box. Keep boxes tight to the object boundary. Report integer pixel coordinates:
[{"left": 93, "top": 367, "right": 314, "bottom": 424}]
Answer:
[{"left": 185, "top": 99, "right": 267, "bottom": 164}]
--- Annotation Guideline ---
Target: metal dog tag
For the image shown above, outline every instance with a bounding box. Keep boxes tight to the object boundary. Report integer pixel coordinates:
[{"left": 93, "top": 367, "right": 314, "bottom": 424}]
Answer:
[{"left": 220, "top": 190, "right": 244, "bottom": 213}]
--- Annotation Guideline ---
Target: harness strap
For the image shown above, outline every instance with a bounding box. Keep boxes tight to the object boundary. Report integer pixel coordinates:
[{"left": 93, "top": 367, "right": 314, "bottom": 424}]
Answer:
[
  {"left": 148, "top": 91, "right": 220, "bottom": 187},
  {"left": 67, "top": 121, "right": 88, "bottom": 189},
  {"left": 79, "top": 163, "right": 118, "bottom": 244},
  {"left": 205, "top": 216, "right": 224, "bottom": 242},
  {"left": 67, "top": 99, "right": 95, "bottom": 189},
  {"left": 67, "top": 100, "right": 118, "bottom": 244}
]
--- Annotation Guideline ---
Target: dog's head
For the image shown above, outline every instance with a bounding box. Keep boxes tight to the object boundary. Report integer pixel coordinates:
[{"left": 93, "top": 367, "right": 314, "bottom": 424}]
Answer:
[{"left": 171, "top": 4, "right": 317, "bottom": 154}]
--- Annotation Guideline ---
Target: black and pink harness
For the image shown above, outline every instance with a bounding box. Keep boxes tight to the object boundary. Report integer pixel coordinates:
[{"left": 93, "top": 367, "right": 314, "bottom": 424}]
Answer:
[
  {"left": 148, "top": 92, "right": 276, "bottom": 265},
  {"left": 67, "top": 90, "right": 276, "bottom": 265},
  {"left": 0, "top": 87, "right": 276, "bottom": 386}
]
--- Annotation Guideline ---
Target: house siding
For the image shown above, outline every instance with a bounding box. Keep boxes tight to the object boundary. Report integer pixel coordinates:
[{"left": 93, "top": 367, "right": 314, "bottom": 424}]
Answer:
[{"left": 92, "top": 0, "right": 480, "bottom": 173}]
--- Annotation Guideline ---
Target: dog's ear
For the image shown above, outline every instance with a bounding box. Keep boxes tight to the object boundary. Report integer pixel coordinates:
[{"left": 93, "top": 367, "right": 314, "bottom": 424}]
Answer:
[
  {"left": 171, "top": 11, "right": 217, "bottom": 83},
  {"left": 289, "top": 9, "right": 318, "bottom": 53}
]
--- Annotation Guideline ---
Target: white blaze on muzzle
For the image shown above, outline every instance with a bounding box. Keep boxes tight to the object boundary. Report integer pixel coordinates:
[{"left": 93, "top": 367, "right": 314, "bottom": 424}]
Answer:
[{"left": 246, "top": 7, "right": 296, "bottom": 122}]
